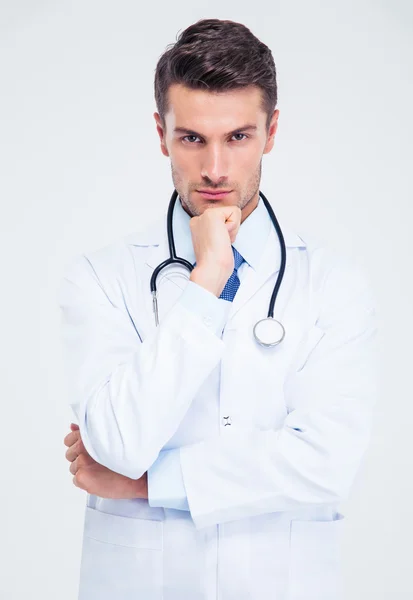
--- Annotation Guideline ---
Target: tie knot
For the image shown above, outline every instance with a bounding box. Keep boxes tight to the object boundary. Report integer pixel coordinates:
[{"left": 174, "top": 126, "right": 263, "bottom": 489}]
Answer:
[{"left": 232, "top": 246, "right": 244, "bottom": 271}]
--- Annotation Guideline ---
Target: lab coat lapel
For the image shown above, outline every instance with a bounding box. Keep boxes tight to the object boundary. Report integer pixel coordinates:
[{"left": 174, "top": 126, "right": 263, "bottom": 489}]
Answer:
[
  {"left": 143, "top": 222, "right": 190, "bottom": 292},
  {"left": 127, "top": 218, "right": 188, "bottom": 331}
]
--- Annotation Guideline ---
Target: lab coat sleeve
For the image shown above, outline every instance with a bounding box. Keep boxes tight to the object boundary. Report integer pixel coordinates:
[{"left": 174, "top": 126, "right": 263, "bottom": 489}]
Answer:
[
  {"left": 146, "top": 285, "right": 231, "bottom": 510},
  {"left": 58, "top": 252, "right": 231, "bottom": 479},
  {"left": 147, "top": 447, "right": 189, "bottom": 511},
  {"left": 150, "top": 259, "right": 379, "bottom": 529}
]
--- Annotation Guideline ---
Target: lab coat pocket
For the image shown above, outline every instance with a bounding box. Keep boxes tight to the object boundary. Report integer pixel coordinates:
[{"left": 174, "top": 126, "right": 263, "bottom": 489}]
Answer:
[
  {"left": 288, "top": 513, "right": 345, "bottom": 600},
  {"left": 78, "top": 507, "right": 163, "bottom": 600}
]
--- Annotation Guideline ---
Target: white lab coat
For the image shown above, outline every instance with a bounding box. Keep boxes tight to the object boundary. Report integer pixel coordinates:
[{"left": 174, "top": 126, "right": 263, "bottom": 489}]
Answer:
[{"left": 58, "top": 207, "right": 378, "bottom": 600}]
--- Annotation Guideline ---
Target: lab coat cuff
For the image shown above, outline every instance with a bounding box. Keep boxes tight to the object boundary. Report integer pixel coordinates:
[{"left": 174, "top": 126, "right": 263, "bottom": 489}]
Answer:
[
  {"left": 147, "top": 448, "right": 190, "bottom": 511},
  {"left": 179, "top": 280, "right": 232, "bottom": 337}
]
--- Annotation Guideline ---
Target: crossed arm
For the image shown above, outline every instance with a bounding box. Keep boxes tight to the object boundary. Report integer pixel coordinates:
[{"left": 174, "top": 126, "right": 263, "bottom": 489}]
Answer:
[
  {"left": 64, "top": 422, "right": 148, "bottom": 499},
  {"left": 60, "top": 252, "right": 378, "bottom": 529}
]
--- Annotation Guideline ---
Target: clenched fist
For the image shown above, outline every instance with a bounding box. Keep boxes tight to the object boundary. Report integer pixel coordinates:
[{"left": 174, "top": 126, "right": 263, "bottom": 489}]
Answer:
[{"left": 189, "top": 204, "right": 242, "bottom": 297}]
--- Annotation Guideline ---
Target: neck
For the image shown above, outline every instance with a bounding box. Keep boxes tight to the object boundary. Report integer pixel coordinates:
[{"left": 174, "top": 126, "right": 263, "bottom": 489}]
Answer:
[{"left": 240, "top": 190, "right": 260, "bottom": 223}]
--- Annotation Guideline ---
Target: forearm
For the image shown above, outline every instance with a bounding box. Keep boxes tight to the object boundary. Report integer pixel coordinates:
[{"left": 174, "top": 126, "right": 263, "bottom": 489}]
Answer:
[
  {"left": 60, "top": 254, "right": 231, "bottom": 480},
  {"left": 147, "top": 284, "right": 378, "bottom": 528},
  {"left": 148, "top": 405, "right": 373, "bottom": 528}
]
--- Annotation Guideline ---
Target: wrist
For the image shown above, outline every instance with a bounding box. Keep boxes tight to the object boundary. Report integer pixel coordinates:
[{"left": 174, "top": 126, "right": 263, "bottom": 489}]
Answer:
[
  {"left": 190, "top": 265, "right": 228, "bottom": 297},
  {"left": 131, "top": 472, "right": 148, "bottom": 499}
]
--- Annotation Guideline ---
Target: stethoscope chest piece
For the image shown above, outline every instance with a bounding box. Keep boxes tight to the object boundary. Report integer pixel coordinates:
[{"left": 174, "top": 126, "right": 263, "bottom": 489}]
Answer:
[{"left": 253, "top": 317, "right": 285, "bottom": 347}]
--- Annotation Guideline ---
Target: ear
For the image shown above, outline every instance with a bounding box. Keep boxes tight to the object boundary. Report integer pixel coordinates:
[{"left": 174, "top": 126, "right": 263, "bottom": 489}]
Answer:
[
  {"left": 154, "top": 112, "right": 169, "bottom": 157},
  {"left": 263, "top": 109, "right": 279, "bottom": 155}
]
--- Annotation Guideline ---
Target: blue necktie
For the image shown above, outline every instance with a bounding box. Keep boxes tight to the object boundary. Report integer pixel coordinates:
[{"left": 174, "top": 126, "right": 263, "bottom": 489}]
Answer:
[
  {"left": 193, "top": 246, "right": 244, "bottom": 303},
  {"left": 219, "top": 246, "right": 245, "bottom": 301}
]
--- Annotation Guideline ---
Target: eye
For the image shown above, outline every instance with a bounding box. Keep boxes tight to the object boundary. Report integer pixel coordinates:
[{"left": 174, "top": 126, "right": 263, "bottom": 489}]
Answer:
[
  {"left": 181, "top": 133, "right": 249, "bottom": 144},
  {"left": 182, "top": 135, "right": 202, "bottom": 144},
  {"left": 231, "top": 133, "right": 248, "bottom": 141}
]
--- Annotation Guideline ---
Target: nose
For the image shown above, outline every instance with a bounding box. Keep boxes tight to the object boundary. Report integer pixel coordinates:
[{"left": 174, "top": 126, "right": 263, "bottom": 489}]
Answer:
[{"left": 200, "top": 143, "right": 229, "bottom": 185}]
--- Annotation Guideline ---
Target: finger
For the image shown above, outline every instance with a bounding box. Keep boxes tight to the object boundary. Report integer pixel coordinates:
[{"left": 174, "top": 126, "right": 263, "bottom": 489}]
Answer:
[
  {"left": 225, "top": 219, "right": 240, "bottom": 240},
  {"left": 63, "top": 429, "right": 80, "bottom": 447},
  {"left": 74, "top": 468, "right": 88, "bottom": 491},
  {"left": 223, "top": 205, "right": 242, "bottom": 226},
  {"left": 82, "top": 453, "right": 95, "bottom": 466},
  {"left": 69, "top": 454, "right": 87, "bottom": 475},
  {"left": 65, "top": 438, "right": 86, "bottom": 462},
  {"left": 70, "top": 423, "right": 79, "bottom": 431},
  {"left": 65, "top": 438, "right": 84, "bottom": 462},
  {"left": 73, "top": 473, "right": 84, "bottom": 490},
  {"left": 69, "top": 456, "right": 79, "bottom": 475},
  {"left": 226, "top": 222, "right": 238, "bottom": 237},
  {"left": 63, "top": 430, "right": 80, "bottom": 447},
  {"left": 71, "top": 452, "right": 93, "bottom": 475}
]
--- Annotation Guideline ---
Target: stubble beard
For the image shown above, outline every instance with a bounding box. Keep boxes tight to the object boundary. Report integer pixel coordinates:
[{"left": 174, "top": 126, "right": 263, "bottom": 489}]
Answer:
[{"left": 171, "top": 160, "right": 262, "bottom": 217}]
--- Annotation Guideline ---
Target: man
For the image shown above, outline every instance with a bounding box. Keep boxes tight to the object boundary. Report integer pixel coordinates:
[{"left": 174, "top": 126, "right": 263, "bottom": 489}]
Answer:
[{"left": 59, "top": 18, "right": 377, "bottom": 600}]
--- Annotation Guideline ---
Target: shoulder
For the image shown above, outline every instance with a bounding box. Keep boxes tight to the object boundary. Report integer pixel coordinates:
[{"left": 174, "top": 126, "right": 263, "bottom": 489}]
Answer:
[
  {"left": 57, "top": 215, "right": 165, "bottom": 306},
  {"left": 291, "top": 224, "right": 374, "bottom": 290},
  {"left": 284, "top": 222, "right": 377, "bottom": 325}
]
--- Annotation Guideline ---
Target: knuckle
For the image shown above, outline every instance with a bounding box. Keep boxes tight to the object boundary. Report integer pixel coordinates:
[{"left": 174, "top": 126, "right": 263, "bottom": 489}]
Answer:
[{"left": 76, "top": 470, "right": 86, "bottom": 487}]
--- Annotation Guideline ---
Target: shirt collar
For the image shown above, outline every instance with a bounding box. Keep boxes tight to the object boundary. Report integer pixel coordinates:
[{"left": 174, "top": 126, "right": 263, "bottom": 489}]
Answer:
[{"left": 173, "top": 195, "right": 271, "bottom": 270}]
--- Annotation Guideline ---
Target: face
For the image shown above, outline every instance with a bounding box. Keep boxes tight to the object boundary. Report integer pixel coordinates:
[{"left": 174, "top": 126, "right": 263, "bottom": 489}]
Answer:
[{"left": 154, "top": 83, "right": 279, "bottom": 222}]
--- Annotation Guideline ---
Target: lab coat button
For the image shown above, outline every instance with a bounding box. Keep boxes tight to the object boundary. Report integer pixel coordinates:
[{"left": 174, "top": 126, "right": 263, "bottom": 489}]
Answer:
[
  {"left": 222, "top": 415, "right": 232, "bottom": 426},
  {"left": 203, "top": 315, "right": 213, "bottom": 327}
]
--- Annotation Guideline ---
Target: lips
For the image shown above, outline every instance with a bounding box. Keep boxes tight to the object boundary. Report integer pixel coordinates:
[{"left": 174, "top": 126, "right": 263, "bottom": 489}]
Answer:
[
  {"left": 197, "top": 190, "right": 232, "bottom": 200},
  {"left": 197, "top": 189, "right": 231, "bottom": 194}
]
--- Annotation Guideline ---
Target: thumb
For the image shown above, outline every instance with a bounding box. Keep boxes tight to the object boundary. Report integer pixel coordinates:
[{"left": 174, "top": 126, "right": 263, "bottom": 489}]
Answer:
[
  {"left": 226, "top": 220, "right": 238, "bottom": 233},
  {"left": 225, "top": 220, "right": 239, "bottom": 243},
  {"left": 70, "top": 423, "right": 80, "bottom": 431}
]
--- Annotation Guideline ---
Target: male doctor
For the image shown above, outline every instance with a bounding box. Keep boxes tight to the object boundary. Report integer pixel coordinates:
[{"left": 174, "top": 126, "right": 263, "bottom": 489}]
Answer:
[{"left": 60, "top": 17, "right": 378, "bottom": 600}]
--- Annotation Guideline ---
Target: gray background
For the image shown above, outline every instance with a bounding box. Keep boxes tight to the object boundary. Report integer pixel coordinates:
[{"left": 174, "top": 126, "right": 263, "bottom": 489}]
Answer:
[{"left": 0, "top": 1, "right": 411, "bottom": 598}]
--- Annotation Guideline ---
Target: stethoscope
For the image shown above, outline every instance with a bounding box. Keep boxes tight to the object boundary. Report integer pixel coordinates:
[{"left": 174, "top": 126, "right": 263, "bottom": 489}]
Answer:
[{"left": 150, "top": 189, "right": 287, "bottom": 347}]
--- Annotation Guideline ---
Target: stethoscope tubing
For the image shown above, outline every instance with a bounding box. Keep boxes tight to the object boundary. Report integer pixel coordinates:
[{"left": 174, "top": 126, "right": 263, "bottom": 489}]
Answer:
[{"left": 150, "top": 188, "right": 286, "bottom": 326}]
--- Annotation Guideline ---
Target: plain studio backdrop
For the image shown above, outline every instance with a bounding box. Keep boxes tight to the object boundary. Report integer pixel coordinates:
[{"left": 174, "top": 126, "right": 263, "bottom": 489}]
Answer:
[{"left": 0, "top": 1, "right": 411, "bottom": 598}]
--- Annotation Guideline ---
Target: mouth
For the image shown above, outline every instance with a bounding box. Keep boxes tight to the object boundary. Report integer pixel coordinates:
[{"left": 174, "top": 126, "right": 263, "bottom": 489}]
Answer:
[{"left": 196, "top": 190, "right": 232, "bottom": 200}]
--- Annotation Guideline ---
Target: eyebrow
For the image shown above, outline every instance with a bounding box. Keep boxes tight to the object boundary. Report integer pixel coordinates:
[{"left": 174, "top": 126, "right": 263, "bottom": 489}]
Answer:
[{"left": 173, "top": 124, "right": 258, "bottom": 137}]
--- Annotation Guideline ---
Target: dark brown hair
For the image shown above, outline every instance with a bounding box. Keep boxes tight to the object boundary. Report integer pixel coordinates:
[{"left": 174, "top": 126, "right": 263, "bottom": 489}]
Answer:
[{"left": 154, "top": 18, "right": 277, "bottom": 131}]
